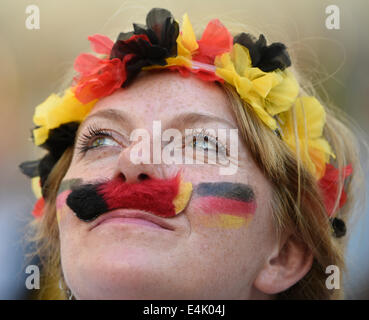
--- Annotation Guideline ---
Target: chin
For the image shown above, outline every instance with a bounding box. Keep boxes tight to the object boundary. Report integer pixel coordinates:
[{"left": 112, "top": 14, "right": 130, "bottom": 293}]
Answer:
[
  {"left": 67, "top": 265, "right": 178, "bottom": 300},
  {"left": 62, "top": 248, "right": 174, "bottom": 299}
]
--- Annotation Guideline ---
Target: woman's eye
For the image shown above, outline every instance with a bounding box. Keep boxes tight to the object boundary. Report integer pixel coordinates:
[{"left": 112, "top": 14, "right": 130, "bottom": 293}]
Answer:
[
  {"left": 90, "top": 137, "right": 119, "bottom": 149},
  {"left": 193, "top": 136, "right": 217, "bottom": 152},
  {"left": 191, "top": 134, "right": 228, "bottom": 157}
]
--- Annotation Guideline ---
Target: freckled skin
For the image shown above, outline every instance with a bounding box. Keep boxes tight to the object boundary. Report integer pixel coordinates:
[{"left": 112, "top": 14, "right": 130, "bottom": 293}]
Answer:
[{"left": 58, "top": 71, "right": 276, "bottom": 299}]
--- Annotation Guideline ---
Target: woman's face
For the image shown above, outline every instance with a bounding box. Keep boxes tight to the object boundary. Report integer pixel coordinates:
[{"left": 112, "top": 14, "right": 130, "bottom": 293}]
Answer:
[{"left": 58, "top": 71, "right": 277, "bottom": 299}]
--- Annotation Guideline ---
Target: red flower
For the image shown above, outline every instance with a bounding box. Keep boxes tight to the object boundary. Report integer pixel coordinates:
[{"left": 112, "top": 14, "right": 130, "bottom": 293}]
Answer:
[
  {"left": 72, "top": 34, "right": 134, "bottom": 104},
  {"left": 87, "top": 34, "right": 114, "bottom": 55},
  {"left": 32, "top": 197, "right": 45, "bottom": 218},
  {"left": 318, "top": 163, "right": 353, "bottom": 217},
  {"left": 166, "top": 65, "right": 224, "bottom": 82},
  {"left": 167, "top": 18, "right": 232, "bottom": 81},
  {"left": 73, "top": 55, "right": 133, "bottom": 104},
  {"left": 193, "top": 19, "right": 233, "bottom": 65}
]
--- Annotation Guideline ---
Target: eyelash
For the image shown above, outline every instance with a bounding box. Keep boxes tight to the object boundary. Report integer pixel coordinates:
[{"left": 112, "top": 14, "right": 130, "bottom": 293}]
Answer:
[
  {"left": 77, "top": 125, "right": 117, "bottom": 154},
  {"left": 77, "top": 126, "right": 229, "bottom": 157},
  {"left": 188, "top": 128, "right": 229, "bottom": 156}
]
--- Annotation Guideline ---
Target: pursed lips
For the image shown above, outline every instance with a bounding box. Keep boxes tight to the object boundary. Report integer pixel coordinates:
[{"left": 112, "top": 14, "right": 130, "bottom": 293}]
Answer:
[{"left": 89, "top": 209, "right": 176, "bottom": 231}]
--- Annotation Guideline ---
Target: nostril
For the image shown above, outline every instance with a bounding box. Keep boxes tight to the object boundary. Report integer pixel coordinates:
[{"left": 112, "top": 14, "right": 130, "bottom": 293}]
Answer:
[
  {"left": 138, "top": 173, "right": 150, "bottom": 181},
  {"left": 118, "top": 173, "right": 127, "bottom": 182}
]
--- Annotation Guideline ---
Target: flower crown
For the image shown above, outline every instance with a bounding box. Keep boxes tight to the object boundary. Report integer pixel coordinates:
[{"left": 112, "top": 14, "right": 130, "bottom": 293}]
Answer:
[{"left": 20, "top": 8, "right": 351, "bottom": 237}]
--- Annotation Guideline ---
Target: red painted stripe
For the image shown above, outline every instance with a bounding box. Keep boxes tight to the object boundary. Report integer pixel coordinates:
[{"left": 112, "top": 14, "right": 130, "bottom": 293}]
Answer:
[
  {"left": 194, "top": 196, "right": 256, "bottom": 217},
  {"left": 99, "top": 173, "right": 181, "bottom": 218}
]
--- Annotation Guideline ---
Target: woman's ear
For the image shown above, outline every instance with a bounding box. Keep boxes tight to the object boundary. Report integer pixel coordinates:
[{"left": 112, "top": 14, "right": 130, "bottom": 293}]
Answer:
[{"left": 253, "top": 235, "right": 314, "bottom": 295}]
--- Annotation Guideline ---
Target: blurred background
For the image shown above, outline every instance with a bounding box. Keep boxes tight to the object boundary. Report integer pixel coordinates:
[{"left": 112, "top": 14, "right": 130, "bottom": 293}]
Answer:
[{"left": 0, "top": 0, "right": 368, "bottom": 299}]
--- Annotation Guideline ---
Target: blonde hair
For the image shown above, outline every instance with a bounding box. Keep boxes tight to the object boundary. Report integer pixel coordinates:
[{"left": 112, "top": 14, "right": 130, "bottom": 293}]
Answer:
[
  {"left": 221, "top": 82, "right": 365, "bottom": 299},
  {"left": 27, "top": 7, "right": 367, "bottom": 299}
]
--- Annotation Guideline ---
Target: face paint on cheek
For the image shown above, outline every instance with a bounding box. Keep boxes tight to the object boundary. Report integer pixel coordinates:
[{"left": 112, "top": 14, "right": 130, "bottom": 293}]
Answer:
[{"left": 192, "top": 182, "right": 257, "bottom": 229}]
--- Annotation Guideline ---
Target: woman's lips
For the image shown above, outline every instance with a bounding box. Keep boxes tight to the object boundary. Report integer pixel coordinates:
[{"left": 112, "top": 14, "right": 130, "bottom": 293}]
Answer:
[{"left": 89, "top": 209, "right": 175, "bottom": 231}]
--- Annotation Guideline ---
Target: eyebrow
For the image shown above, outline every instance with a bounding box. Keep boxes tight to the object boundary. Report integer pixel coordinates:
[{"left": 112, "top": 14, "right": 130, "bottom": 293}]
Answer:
[
  {"left": 165, "top": 112, "right": 236, "bottom": 130},
  {"left": 77, "top": 109, "right": 133, "bottom": 135}
]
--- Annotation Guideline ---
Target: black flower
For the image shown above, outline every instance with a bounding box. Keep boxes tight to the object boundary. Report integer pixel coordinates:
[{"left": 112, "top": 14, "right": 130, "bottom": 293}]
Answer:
[
  {"left": 110, "top": 8, "right": 179, "bottom": 86},
  {"left": 233, "top": 33, "right": 291, "bottom": 72},
  {"left": 330, "top": 217, "right": 346, "bottom": 238},
  {"left": 19, "top": 122, "right": 80, "bottom": 195}
]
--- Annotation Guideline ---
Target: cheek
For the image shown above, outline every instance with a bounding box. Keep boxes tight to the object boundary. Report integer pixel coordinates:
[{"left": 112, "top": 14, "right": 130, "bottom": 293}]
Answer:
[
  {"left": 188, "top": 182, "right": 257, "bottom": 229},
  {"left": 56, "top": 190, "right": 71, "bottom": 223},
  {"left": 65, "top": 152, "right": 119, "bottom": 182},
  {"left": 57, "top": 191, "right": 88, "bottom": 273},
  {"left": 55, "top": 189, "right": 84, "bottom": 240}
]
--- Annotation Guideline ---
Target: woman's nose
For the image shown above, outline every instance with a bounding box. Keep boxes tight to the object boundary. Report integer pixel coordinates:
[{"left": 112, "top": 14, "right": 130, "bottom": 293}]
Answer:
[
  {"left": 118, "top": 171, "right": 151, "bottom": 183},
  {"left": 115, "top": 144, "right": 158, "bottom": 183}
]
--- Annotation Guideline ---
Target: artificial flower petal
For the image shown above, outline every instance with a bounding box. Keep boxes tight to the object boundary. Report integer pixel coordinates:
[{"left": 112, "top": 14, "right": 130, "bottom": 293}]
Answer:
[
  {"left": 34, "top": 123, "right": 81, "bottom": 190},
  {"left": 110, "top": 33, "right": 169, "bottom": 86},
  {"left": 309, "top": 147, "right": 328, "bottom": 179},
  {"left": 195, "top": 19, "right": 233, "bottom": 64},
  {"left": 318, "top": 163, "right": 353, "bottom": 217},
  {"left": 31, "top": 176, "right": 42, "bottom": 199},
  {"left": 231, "top": 43, "right": 252, "bottom": 74},
  {"left": 294, "top": 97, "right": 326, "bottom": 139},
  {"left": 74, "top": 53, "right": 101, "bottom": 76},
  {"left": 265, "top": 70, "right": 299, "bottom": 115},
  {"left": 179, "top": 13, "right": 198, "bottom": 54},
  {"left": 249, "top": 100, "right": 278, "bottom": 129},
  {"left": 88, "top": 34, "right": 114, "bottom": 55},
  {"left": 233, "top": 33, "right": 291, "bottom": 72},
  {"left": 19, "top": 159, "right": 40, "bottom": 178},
  {"left": 191, "top": 68, "right": 224, "bottom": 82},
  {"left": 74, "top": 57, "right": 129, "bottom": 103},
  {"left": 33, "top": 88, "right": 97, "bottom": 145},
  {"left": 176, "top": 36, "right": 192, "bottom": 59},
  {"left": 280, "top": 97, "right": 335, "bottom": 178},
  {"left": 252, "top": 73, "right": 279, "bottom": 98},
  {"left": 33, "top": 127, "right": 49, "bottom": 147},
  {"left": 32, "top": 197, "right": 45, "bottom": 218},
  {"left": 164, "top": 55, "right": 192, "bottom": 68},
  {"left": 109, "top": 7, "right": 179, "bottom": 86},
  {"left": 145, "top": 8, "right": 179, "bottom": 53},
  {"left": 141, "top": 56, "right": 191, "bottom": 73},
  {"left": 166, "top": 65, "right": 192, "bottom": 77},
  {"left": 215, "top": 46, "right": 284, "bottom": 130}
]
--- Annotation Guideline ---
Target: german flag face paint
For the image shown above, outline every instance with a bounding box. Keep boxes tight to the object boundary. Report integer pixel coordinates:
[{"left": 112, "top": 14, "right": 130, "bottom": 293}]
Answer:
[
  {"left": 62, "top": 174, "right": 193, "bottom": 222},
  {"left": 192, "top": 182, "right": 256, "bottom": 229},
  {"left": 57, "top": 176, "right": 254, "bottom": 230}
]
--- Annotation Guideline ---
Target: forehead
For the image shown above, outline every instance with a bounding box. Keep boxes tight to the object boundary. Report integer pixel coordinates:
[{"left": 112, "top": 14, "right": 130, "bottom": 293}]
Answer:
[{"left": 86, "top": 71, "right": 235, "bottom": 126}]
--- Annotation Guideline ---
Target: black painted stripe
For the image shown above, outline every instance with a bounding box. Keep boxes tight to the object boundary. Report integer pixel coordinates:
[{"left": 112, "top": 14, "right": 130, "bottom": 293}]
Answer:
[
  {"left": 66, "top": 183, "right": 108, "bottom": 221},
  {"left": 195, "top": 182, "right": 254, "bottom": 203}
]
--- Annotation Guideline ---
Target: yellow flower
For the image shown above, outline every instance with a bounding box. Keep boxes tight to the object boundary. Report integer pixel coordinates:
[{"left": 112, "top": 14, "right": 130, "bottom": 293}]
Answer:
[
  {"left": 31, "top": 176, "right": 42, "bottom": 199},
  {"left": 176, "top": 13, "right": 198, "bottom": 59},
  {"left": 279, "top": 96, "right": 335, "bottom": 179},
  {"left": 214, "top": 43, "right": 299, "bottom": 130},
  {"left": 32, "top": 88, "right": 97, "bottom": 145}
]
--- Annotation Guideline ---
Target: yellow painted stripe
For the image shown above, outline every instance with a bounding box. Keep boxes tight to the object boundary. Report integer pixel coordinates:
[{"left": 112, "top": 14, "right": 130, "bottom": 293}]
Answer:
[{"left": 198, "top": 213, "right": 253, "bottom": 229}]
